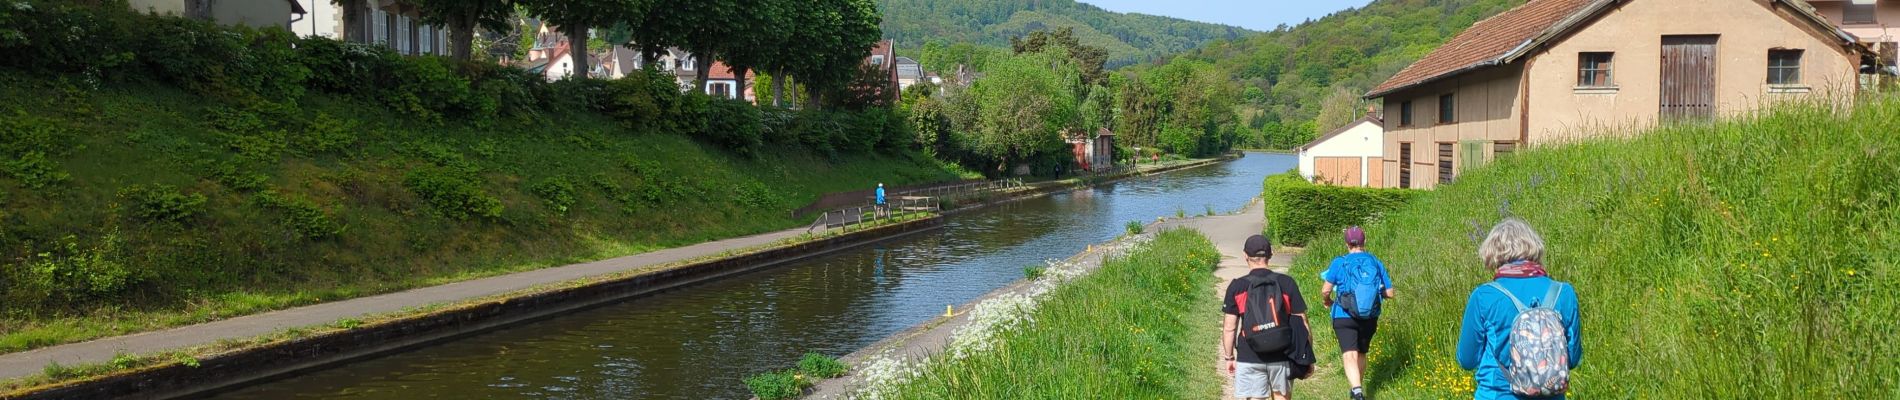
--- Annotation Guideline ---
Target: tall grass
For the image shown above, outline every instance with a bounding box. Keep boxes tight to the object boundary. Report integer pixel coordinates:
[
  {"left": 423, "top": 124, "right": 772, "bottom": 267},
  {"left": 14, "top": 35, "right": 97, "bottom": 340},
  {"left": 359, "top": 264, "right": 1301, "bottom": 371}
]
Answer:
[
  {"left": 878, "top": 229, "right": 1223, "bottom": 399},
  {"left": 1287, "top": 98, "right": 1900, "bottom": 398}
]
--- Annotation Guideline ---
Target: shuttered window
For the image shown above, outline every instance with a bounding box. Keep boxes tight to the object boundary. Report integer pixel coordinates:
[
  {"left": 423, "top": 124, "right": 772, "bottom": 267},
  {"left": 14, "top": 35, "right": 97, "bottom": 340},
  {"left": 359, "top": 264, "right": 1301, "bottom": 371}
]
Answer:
[
  {"left": 1846, "top": 3, "right": 1878, "bottom": 24},
  {"left": 1768, "top": 49, "right": 1803, "bottom": 85},
  {"left": 372, "top": 9, "right": 387, "bottom": 45},
  {"left": 420, "top": 26, "right": 433, "bottom": 55},
  {"left": 1438, "top": 142, "right": 1455, "bottom": 184},
  {"left": 1399, "top": 142, "right": 1413, "bottom": 188},
  {"left": 1578, "top": 52, "right": 1614, "bottom": 87},
  {"left": 1494, "top": 141, "right": 1517, "bottom": 158}
]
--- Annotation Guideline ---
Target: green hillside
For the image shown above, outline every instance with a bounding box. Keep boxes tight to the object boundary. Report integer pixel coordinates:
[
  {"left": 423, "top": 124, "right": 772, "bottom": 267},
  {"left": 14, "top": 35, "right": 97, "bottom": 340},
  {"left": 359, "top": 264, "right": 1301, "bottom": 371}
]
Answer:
[
  {"left": 877, "top": 0, "right": 1251, "bottom": 67},
  {"left": 1184, "top": 0, "right": 1526, "bottom": 148},
  {"left": 1281, "top": 98, "right": 1899, "bottom": 397}
]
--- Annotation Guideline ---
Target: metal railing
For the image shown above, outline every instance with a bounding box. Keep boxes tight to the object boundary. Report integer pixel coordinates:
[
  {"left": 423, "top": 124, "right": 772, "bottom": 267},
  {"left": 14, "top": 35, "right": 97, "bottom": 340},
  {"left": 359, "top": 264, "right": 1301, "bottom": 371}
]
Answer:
[
  {"left": 895, "top": 178, "right": 1023, "bottom": 201},
  {"left": 805, "top": 196, "right": 942, "bottom": 234}
]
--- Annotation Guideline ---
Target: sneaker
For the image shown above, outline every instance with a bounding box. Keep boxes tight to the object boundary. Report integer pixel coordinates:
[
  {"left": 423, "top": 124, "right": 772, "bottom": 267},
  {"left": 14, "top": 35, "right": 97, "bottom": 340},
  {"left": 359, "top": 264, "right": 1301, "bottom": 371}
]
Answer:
[{"left": 1350, "top": 387, "right": 1366, "bottom": 400}]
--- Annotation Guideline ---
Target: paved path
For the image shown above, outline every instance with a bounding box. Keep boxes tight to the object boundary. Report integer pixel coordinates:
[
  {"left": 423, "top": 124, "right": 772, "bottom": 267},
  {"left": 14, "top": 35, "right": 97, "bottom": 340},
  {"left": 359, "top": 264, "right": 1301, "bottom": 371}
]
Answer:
[{"left": 0, "top": 225, "right": 818, "bottom": 381}]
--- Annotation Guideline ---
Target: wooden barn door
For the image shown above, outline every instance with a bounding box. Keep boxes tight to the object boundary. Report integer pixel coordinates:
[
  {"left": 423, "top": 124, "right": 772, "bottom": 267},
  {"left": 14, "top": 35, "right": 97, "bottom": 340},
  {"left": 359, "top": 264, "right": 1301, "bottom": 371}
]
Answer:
[{"left": 1660, "top": 35, "right": 1718, "bottom": 121}]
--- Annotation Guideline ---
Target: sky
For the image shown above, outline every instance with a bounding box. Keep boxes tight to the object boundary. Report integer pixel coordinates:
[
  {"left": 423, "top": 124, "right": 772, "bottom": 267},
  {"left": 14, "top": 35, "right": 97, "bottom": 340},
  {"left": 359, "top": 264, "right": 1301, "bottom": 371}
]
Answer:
[{"left": 1079, "top": 0, "right": 1375, "bottom": 32}]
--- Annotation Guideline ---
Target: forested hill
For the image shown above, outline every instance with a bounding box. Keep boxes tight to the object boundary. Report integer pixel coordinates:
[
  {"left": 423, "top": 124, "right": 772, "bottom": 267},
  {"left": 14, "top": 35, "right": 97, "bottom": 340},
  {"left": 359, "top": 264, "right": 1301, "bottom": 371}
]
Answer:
[
  {"left": 876, "top": 0, "right": 1251, "bottom": 67},
  {"left": 1180, "top": 0, "right": 1526, "bottom": 146}
]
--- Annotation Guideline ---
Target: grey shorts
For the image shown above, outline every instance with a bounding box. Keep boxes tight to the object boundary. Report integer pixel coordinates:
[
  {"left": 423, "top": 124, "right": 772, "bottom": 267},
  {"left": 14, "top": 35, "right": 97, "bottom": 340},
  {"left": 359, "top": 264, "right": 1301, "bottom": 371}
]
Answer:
[{"left": 1234, "top": 361, "right": 1292, "bottom": 398}]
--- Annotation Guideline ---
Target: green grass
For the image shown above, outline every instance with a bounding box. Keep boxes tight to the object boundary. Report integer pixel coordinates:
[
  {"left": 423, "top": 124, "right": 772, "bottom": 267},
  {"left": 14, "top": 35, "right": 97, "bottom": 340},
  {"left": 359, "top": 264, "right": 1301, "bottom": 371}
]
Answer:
[
  {"left": 1284, "top": 97, "right": 1900, "bottom": 398},
  {"left": 0, "top": 73, "right": 974, "bottom": 353},
  {"left": 878, "top": 229, "right": 1223, "bottom": 399}
]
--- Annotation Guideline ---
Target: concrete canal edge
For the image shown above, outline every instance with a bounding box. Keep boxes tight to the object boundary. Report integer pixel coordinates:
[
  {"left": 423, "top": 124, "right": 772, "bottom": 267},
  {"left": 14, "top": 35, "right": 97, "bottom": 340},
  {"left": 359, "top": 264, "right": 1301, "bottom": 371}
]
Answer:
[{"left": 6, "top": 218, "right": 945, "bottom": 400}]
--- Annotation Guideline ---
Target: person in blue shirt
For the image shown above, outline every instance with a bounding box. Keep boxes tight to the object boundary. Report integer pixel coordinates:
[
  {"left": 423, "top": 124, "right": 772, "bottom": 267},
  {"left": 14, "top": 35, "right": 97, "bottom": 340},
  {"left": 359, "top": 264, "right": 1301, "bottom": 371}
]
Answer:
[
  {"left": 1319, "top": 226, "right": 1393, "bottom": 400},
  {"left": 1456, "top": 218, "right": 1582, "bottom": 399},
  {"left": 874, "top": 183, "right": 887, "bottom": 217}
]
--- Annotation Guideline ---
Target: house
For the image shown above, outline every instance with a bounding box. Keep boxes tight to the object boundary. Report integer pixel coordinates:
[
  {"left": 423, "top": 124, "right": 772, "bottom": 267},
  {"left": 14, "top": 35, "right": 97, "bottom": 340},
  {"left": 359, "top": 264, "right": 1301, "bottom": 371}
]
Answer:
[
  {"left": 895, "top": 56, "right": 925, "bottom": 90},
  {"left": 1365, "top": 0, "right": 1864, "bottom": 190},
  {"left": 130, "top": 0, "right": 306, "bottom": 30},
  {"left": 1068, "top": 128, "right": 1117, "bottom": 172},
  {"left": 1807, "top": 0, "right": 1900, "bottom": 83},
  {"left": 291, "top": 0, "right": 452, "bottom": 56},
  {"left": 867, "top": 40, "right": 901, "bottom": 101},
  {"left": 1297, "top": 116, "right": 1386, "bottom": 187}
]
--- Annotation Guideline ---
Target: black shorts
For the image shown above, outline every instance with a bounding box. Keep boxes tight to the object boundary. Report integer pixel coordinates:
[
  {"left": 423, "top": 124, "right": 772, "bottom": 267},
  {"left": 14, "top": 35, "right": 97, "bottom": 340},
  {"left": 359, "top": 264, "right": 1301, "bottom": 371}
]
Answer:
[{"left": 1332, "top": 317, "right": 1379, "bottom": 353}]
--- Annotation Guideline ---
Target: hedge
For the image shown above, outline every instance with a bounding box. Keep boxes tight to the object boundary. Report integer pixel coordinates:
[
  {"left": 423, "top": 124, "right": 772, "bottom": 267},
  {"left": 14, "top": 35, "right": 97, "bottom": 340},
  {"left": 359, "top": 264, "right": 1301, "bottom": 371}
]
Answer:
[{"left": 1261, "top": 172, "right": 1418, "bottom": 246}]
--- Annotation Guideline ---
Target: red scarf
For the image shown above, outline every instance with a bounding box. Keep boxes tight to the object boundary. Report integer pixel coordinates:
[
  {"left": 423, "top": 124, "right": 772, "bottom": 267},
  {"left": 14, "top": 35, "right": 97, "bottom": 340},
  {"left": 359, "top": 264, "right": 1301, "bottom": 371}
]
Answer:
[{"left": 1494, "top": 260, "right": 1548, "bottom": 279}]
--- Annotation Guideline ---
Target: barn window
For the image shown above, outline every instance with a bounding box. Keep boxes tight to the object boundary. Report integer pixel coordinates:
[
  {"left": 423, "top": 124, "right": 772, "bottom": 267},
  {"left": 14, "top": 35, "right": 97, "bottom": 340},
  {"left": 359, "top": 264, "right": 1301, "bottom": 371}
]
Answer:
[
  {"left": 1399, "top": 142, "right": 1413, "bottom": 188},
  {"left": 1399, "top": 101, "right": 1414, "bottom": 127},
  {"left": 1768, "top": 49, "right": 1803, "bottom": 85},
  {"left": 1438, "top": 142, "right": 1455, "bottom": 184},
  {"left": 1438, "top": 93, "right": 1456, "bottom": 124},
  {"left": 1578, "top": 52, "right": 1614, "bottom": 87}
]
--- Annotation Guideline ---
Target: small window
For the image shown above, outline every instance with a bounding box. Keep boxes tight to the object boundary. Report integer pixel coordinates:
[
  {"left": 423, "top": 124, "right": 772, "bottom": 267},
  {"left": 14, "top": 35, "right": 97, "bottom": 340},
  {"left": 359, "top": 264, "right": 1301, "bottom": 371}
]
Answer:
[
  {"left": 1399, "top": 101, "right": 1414, "bottom": 127},
  {"left": 1438, "top": 93, "right": 1456, "bottom": 124},
  {"left": 1845, "top": 3, "right": 1878, "bottom": 24},
  {"left": 1578, "top": 52, "right": 1614, "bottom": 87},
  {"left": 871, "top": 55, "right": 886, "bottom": 66},
  {"left": 1399, "top": 142, "right": 1413, "bottom": 188},
  {"left": 1494, "top": 141, "right": 1517, "bottom": 158},
  {"left": 1438, "top": 142, "right": 1455, "bottom": 184},
  {"left": 1769, "top": 49, "right": 1803, "bottom": 85}
]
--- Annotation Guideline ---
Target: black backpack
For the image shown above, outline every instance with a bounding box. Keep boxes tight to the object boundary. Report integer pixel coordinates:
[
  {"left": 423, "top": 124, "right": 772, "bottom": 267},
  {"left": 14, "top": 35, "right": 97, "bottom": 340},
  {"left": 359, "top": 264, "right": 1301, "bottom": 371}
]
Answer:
[{"left": 1238, "top": 273, "right": 1294, "bottom": 353}]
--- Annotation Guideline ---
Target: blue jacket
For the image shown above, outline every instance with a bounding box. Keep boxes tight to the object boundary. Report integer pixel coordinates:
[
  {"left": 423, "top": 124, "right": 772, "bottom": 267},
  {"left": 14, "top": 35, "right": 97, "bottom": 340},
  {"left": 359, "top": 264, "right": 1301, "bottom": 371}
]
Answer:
[
  {"left": 1455, "top": 276, "right": 1583, "bottom": 400},
  {"left": 1318, "top": 252, "right": 1393, "bottom": 319},
  {"left": 875, "top": 187, "right": 886, "bottom": 204}
]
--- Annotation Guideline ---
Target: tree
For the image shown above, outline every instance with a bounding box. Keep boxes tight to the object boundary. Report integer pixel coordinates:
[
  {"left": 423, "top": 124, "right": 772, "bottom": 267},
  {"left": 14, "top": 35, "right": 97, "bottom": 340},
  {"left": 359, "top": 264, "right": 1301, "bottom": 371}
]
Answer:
[
  {"left": 967, "top": 52, "right": 1079, "bottom": 174},
  {"left": 1009, "top": 27, "right": 1108, "bottom": 86},
  {"left": 778, "top": 0, "right": 881, "bottom": 108},
  {"left": 1314, "top": 85, "right": 1367, "bottom": 134},
  {"left": 410, "top": 0, "right": 515, "bottom": 61},
  {"left": 519, "top": 0, "right": 645, "bottom": 78}
]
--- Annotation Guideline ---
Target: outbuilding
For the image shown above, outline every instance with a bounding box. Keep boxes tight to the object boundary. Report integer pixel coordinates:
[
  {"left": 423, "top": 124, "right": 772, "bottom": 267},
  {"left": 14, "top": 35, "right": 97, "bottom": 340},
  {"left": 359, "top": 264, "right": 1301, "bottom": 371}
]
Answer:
[
  {"left": 1297, "top": 117, "right": 1386, "bottom": 187},
  {"left": 1365, "top": 0, "right": 1865, "bottom": 189}
]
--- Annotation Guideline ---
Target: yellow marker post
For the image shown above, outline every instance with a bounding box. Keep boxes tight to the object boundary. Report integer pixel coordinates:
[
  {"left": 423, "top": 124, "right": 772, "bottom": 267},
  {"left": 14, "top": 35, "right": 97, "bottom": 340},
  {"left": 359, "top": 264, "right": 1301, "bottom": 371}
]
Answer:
[{"left": 944, "top": 304, "right": 954, "bottom": 317}]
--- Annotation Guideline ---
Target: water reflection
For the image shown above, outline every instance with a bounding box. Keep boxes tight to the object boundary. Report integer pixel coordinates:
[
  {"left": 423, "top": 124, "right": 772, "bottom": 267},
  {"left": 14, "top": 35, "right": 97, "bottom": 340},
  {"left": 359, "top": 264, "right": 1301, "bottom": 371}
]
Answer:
[{"left": 211, "top": 153, "right": 1293, "bottom": 400}]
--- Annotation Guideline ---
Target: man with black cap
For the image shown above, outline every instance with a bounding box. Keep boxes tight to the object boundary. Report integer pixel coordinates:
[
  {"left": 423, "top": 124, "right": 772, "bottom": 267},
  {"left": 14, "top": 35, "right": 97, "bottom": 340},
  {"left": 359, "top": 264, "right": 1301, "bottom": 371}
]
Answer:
[{"left": 1222, "top": 235, "right": 1312, "bottom": 400}]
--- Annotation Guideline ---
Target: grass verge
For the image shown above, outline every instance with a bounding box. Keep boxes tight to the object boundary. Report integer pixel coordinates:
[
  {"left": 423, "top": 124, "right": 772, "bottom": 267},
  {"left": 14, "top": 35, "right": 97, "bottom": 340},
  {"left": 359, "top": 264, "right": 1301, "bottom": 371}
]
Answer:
[
  {"left": 1285, "top": 98, "right": 1899, "bottom": 398},
  {"left": 875, "top": 229, "right": 1223, "bottom": 399}
]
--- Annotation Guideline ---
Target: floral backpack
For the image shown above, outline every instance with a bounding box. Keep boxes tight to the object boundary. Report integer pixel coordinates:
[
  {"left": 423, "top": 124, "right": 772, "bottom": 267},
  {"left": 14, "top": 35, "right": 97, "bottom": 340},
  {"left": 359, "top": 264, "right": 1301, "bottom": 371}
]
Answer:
[{"left": 1485, "top": 281, "right": 1570, "bottom": 398}]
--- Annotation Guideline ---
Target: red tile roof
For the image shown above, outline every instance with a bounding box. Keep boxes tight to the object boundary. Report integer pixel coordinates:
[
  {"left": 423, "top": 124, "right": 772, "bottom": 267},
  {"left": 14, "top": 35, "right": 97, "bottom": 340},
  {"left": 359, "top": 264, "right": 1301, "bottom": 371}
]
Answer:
[
  {"left": 1366, "top": 0, "right": 1860, "bottom": 99},
  {"left": 1367, "top": 0, "right": 1602, "bottom": 98}
]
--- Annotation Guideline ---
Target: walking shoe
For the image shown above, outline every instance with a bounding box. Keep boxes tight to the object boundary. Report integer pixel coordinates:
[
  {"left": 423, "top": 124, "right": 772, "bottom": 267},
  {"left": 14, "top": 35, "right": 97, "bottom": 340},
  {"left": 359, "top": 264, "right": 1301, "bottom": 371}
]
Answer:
[{"left": 1349, "top": 387, "right": 1366, "bottom": 400}]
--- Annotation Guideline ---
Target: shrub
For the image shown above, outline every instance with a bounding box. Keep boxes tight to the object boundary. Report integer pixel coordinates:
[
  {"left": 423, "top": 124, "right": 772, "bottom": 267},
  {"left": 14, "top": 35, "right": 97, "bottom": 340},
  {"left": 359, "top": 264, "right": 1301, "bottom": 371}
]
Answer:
[
  {"left": 1023, "top": 265, "right": 1047, "bottom": 280},
  {"left": 404, "top": 167, "right": 502, "bottom": 220},
  {"left": 294, "top": 113, "right": 358, "bottom": 155},
  {"left": 255, "top": 190, "right": 343, "bottom": 239},
  {"left": 700, "top": 98, "right": 765, "bottom": 155},
  {"left": 797, "top": 352, "right": 847, "bottom": 379},
  {"left": 743, "top": 370, "right": 804, "bottom": 400},
  {"left": 734, "top": 180, "right": 778, "bottom": 209},
  {"left": 1125, "top": 220, "right": 1144, "bottom": 235},
  {"left": 117, "top": 184, "right": 207, "bottom": 224},
  {"left": 2, "top": 150, "right": 69, "bottom": 188},
  {"left": 21, "top": 233, "right": 140, "bottom": 306},
  {"left": 1261, "top": 172, "right": 1417, "bottom": 246},
  {"left": 528, "top": 177, "right": 577, "bottom": 214}
]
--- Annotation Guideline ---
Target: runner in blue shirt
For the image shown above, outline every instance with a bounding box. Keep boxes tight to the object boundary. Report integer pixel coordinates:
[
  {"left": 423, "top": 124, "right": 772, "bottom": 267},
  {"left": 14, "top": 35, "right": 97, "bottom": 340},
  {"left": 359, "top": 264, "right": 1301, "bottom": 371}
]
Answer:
[{"left": 1319, "top": 226, "right": 1393, "bottom": 400}]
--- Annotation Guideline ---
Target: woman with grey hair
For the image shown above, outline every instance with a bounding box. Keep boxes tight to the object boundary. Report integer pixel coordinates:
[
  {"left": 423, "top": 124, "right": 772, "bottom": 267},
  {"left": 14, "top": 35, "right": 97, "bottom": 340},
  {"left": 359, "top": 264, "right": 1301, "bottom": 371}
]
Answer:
[{"left": 1455, "top": 218, "right": 1582, "bottom": 399}]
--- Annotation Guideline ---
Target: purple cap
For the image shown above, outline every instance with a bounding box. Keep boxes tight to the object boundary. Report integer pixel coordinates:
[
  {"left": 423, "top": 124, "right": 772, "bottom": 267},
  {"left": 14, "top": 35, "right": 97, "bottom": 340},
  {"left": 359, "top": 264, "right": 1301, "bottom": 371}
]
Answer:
[{"left": 1343, "top": 226, "right": 1366, "bottom": 246}]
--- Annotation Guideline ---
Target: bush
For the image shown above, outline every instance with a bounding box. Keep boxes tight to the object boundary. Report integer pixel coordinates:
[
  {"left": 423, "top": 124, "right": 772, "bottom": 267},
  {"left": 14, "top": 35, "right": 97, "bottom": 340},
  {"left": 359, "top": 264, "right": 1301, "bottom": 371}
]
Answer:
[
  {"left": 255, "top": 190, "right": 343, "bottom": 239},
  {"left": 797, "top": 352, "right": 847, "bottom": 379},
  {"left": 743, "top": 370, "right": 804, "bottom": 400},
  {"left": 19, "top": 233, "right": 141, "bottom": 306},
  {"left": 117, "top": 184, "right": 207, "bottom": 224},
  {"left": 404, "top": 167, "right": 503, "bottom": 220},
  {"left": 1023, "top": 265, "right": 1047, "bottom": 280},
  {"left": 1125, "top": 220, "right": 1144, "bottom": 235},
  {"left": 1261, "top": 172, "right": 1417, "bottom": 246},
  {"left": 700, "top": 98, "right": 765, "bottom": 155},
  {"left": 528, "top": 176, "right": 577, "bottom": 214}
]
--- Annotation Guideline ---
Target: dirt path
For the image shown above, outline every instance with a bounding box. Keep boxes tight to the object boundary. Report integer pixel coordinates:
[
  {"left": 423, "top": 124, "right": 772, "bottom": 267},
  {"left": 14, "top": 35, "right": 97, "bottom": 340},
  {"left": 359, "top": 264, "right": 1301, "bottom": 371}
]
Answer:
[{"left": 1158, "top": 200, "right": 1350, "bottom": 399}]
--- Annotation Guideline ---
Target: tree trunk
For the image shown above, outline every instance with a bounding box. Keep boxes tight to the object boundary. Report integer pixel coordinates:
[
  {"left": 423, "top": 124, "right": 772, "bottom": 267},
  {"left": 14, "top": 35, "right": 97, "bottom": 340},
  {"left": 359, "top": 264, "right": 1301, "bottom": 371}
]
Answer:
[
  {"left": 566, "top": 25, "right": 589, "bottom": 79},
  {"left": 693, "top": 52, "right": 714, "bottom": 93},
  {"left": 731, "top": 65, "right": 749, "bottom": 103},
  {"left": 449, "top": 15, "right": 474, "bottom": 62},
  {"left": 771, "top": 69, "right": 786, "bottom": 107}
]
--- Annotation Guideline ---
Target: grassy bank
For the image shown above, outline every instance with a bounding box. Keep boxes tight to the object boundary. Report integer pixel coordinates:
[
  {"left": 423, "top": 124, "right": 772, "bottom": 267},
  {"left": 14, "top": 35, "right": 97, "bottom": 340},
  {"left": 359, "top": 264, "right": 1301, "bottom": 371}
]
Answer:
[
  {"left": 872, "top": 229, "right": 1222, "bottom": 399},
  {"left": 1285, "top": 98, "right": 1899, "bottom": 398},
  {"left": 0, "top": 74, "right": 971, "bottom": 353}
]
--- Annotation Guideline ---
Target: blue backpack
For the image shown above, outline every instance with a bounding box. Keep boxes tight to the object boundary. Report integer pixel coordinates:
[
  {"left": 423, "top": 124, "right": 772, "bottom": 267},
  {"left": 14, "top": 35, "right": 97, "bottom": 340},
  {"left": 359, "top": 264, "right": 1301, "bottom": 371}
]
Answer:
[{"left": 1334, "top": 255, "right": 1385, "bottom": 320}]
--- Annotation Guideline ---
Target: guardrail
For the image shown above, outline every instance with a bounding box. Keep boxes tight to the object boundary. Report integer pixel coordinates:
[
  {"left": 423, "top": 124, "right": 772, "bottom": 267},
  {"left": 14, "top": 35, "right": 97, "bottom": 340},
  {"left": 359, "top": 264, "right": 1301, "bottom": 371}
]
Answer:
[
  {"left": 806, "top": 196, "right": 941, "bottom": 234},
  {"left": 895, "top": 178, "right": 1023, "bottom": 200}
]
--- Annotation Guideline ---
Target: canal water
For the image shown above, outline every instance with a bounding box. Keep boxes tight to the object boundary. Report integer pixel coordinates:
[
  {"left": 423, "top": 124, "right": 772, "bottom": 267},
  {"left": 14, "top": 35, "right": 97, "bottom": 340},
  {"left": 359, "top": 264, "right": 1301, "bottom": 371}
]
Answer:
[{"left": 211, "top": 153, "right": 1294, "bottom": 400}]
